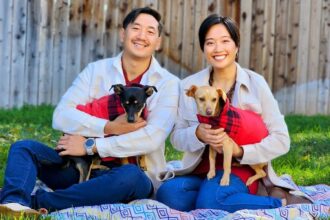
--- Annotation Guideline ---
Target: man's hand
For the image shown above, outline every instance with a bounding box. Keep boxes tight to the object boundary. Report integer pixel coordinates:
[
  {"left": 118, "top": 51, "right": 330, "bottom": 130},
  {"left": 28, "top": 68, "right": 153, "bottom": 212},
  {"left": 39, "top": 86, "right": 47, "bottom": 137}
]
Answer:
[
  {"left": 55, "top": 134, "right": 87, "bottom": 156},
  {"left": 104, "top": 114, "right": 147, "bottom": 135}
]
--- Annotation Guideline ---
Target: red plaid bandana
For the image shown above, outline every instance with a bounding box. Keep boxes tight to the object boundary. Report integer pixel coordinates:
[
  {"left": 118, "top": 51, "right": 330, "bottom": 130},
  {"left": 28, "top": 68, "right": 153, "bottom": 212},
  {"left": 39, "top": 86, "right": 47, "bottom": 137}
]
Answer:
[
  {"left": 76, "top": 84, "right": 148, "bottom": 162},
  {"left": 197, "top": 99, "right": 268, "bottom": 145}
]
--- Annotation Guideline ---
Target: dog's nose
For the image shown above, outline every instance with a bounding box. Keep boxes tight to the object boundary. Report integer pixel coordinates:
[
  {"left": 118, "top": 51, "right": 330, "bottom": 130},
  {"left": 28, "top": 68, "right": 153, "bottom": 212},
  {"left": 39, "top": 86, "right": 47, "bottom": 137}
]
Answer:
[
  {"left": 127, "top": 118, "right": 135, "bottom": 123},
  {"left": 206, "top": 109, "right": 213, "bottom": 116}
]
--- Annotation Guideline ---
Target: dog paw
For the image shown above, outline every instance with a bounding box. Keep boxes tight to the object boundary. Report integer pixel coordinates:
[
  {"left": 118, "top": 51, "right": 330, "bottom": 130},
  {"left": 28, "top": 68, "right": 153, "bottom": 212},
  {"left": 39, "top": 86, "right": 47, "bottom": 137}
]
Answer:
[
  {"left": 220, "top": 177, "right": 230, "bottom": 186},
  {"left": 246, "top": 178, "right": 255, "bottom": 186},
  {"left": 207, "top": 171, "right": 216, "bottom": 180}
]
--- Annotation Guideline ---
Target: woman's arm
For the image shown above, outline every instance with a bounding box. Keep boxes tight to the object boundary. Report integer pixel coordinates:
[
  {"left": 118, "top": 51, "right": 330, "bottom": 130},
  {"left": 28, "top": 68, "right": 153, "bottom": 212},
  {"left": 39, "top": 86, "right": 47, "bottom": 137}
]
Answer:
[{"left": 240, "top": 76, "right": 290, "bottom": 164}]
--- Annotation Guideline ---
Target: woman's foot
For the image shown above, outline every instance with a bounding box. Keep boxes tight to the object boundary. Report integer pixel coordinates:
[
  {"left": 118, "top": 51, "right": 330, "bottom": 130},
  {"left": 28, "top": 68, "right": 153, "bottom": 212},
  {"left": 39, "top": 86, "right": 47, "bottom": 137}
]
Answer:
[{"left": 269, "top": 187, "right": 312, "bottom": 205}]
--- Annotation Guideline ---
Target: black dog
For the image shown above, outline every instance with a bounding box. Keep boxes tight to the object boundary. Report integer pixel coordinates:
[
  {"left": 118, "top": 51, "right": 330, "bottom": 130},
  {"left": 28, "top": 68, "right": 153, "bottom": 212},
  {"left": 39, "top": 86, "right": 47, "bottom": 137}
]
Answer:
[
  {"left": 61, "top": 84, "right": 157, "bottom": 183},
  {"left": 111, "top": 83, "right": 158, "bottom": 123}
]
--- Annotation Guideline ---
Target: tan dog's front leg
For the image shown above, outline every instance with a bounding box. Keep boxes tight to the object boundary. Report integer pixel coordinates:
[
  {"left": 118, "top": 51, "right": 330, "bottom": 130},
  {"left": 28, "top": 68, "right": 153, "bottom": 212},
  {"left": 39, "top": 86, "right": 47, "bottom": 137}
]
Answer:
[
  {"left": 220, "top": 141, "right": 233, "bottom": 186},
  {"left": 207, "top": 146, "right": 217, "bottom": 180},
  {"left": 121, "top": 158, "right": 129, "bottom": 164}
]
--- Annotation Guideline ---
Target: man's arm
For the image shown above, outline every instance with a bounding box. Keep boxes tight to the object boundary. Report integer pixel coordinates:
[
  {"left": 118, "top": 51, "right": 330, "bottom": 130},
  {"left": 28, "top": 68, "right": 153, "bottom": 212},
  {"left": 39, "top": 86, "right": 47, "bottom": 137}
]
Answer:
[{"left": 52, "top": 64, "right": 108, "bottom": 137}]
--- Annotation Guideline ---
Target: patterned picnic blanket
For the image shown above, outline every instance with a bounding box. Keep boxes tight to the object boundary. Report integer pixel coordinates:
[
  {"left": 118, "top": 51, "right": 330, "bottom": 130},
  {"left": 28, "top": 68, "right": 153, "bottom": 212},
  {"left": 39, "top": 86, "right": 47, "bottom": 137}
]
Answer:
[{"left": 47, "top": 175, "right": 330, "bottom": 220}]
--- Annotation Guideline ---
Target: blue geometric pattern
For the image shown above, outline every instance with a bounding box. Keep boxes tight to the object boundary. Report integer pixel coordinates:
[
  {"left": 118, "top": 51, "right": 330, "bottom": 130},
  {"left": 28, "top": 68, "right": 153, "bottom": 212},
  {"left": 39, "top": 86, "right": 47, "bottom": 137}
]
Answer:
[{"left": 48, "top": 176, "right": 330, "bottom": 220}]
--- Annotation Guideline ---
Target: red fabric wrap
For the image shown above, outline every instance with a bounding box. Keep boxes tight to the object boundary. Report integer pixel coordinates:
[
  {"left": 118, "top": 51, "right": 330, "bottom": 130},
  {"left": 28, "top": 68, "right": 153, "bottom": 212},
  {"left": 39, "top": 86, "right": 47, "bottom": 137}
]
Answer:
[
  {"left": 76, "top": 84, "right": 148, "bottom": 163},
  {"left": 195, "top": 99, "right": 269, "bottom": 194},
  {"left": 197, "top": 100, "right": 268, "bottom": 145}
]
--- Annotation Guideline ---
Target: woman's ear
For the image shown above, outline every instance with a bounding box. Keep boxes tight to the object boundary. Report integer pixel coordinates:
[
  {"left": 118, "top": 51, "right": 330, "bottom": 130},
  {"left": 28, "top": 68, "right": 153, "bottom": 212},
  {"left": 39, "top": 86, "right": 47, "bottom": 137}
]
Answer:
[{"left": 119, "top": 28, "right": 125, "bottom": 43}]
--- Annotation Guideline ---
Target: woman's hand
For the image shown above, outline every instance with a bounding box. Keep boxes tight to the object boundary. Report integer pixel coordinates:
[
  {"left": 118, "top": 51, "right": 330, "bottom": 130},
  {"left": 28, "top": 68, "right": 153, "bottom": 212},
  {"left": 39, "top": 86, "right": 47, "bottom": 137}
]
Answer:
[
  {"left": 196, "top": 123, "right": 243, "bottom": 157},
  {"left": 55, "top": 134, "right": 87, "bottom": 156},
  {"left": 104, "top": 114, "right": 147, "bottom": 135},
  {"left": 196, "top": 123, "right": 227, "bottom": 147}
]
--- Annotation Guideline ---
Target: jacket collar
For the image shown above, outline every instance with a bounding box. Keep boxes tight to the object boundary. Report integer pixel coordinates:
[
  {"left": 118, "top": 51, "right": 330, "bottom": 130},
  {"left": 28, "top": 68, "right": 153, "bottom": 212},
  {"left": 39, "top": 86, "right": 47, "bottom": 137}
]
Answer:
[
  {"left": 235, "top": 63, "right": 251, "bottom": 91},
  {"left": 197, "top": 64, "right": 250, "bottom": 90},
  {"left": 112, "top": 52, "right": 164, "bottom": 85}
]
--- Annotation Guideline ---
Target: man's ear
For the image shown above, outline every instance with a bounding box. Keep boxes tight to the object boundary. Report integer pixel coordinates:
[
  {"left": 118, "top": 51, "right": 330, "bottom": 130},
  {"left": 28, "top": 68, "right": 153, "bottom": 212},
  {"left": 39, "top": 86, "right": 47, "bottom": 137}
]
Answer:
[
  {"left": 217, "top": 88, "right": 227, "bottom": 101},
  {"left": 186, "top": 85, "right": 198, "bottom": 97},
  {"left": 110, "top": 84, "right": 125, "bottom": 95},
  {"left": 144, "top": 86, "right": 158, "bottom": 97},
  {"left": 155, "top": 36, "right": 162, "bottom": 51}
]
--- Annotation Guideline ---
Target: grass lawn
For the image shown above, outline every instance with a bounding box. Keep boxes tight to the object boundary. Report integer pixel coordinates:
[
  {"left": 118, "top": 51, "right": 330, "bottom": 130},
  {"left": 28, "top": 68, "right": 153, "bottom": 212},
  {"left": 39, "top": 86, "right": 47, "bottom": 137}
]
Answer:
[{"left": 0, "top": 105, "right": 329, "bottom": 186}]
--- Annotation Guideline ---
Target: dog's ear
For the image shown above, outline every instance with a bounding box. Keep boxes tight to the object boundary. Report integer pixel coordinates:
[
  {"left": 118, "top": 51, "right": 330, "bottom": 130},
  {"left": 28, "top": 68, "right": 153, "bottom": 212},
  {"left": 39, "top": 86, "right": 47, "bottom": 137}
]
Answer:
[
  {"left": 110, "top": 84, "right": 125, "bottom": 95},
  {"left": 186, "top": 85, "right": 198, "bottom": 97},
  {"left": 144, "top": 86, "right": 158, "bottom": 97},
  {"left": 217, "top": 88, "right": 227, "bottom": 101}
]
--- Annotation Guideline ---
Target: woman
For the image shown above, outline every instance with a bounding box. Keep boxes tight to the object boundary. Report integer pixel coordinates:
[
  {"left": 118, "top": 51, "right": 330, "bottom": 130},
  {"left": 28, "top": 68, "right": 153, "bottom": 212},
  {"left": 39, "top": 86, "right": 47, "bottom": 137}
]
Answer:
[{"left": 156, "top": 14, "right": 310, "bottom": 212}]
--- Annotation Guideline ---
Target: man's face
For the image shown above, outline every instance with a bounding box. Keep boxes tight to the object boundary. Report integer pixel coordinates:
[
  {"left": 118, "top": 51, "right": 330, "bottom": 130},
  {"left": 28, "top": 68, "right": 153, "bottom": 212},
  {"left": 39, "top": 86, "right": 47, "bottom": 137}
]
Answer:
[{"left": 120, "top": 13, "right": 161, "bottom": 60}]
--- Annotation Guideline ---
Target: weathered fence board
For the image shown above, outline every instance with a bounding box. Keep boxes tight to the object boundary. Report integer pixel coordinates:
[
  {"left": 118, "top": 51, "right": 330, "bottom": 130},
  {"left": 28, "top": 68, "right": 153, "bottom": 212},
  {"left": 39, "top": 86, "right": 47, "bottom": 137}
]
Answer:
[
  {"left": 0, "top": 0, "right": 329, "bottom": 115},
  {"left": 1, "top": 0, "right": 14, "bottom": 109},
  {"left": 238, "top": 0, "right": 252, "bottom": 68}
]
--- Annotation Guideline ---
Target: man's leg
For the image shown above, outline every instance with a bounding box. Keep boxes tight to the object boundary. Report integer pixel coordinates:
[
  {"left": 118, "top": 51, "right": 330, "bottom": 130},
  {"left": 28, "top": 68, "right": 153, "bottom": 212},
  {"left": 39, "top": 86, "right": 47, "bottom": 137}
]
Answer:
[
  {"left": 34, "top": 164, "right": 153, "bottom": 211},
  {"left": 0, "top": 140, "right": 79, "bottom": 206}
]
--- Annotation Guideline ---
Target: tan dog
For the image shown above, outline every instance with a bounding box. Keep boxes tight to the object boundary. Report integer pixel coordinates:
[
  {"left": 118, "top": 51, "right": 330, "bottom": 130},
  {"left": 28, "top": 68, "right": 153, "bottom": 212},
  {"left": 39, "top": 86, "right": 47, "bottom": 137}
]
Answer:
[{"left": 186, "top": 85, "right": 267, "bottom": 186}]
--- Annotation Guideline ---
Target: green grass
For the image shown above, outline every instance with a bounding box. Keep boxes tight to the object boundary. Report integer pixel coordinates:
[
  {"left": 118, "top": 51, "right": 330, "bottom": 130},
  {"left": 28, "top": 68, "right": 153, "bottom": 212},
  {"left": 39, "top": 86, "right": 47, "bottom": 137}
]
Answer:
[{"left": 0, "top": 106, "right": 329, "bottom": 186}]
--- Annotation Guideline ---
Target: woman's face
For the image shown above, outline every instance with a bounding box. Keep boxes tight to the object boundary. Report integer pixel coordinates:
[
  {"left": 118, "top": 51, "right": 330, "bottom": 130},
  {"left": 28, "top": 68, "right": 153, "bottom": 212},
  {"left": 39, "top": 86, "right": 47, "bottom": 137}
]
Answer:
[{"left": 203, "top": 24, "right": 238, "bottom": 71}]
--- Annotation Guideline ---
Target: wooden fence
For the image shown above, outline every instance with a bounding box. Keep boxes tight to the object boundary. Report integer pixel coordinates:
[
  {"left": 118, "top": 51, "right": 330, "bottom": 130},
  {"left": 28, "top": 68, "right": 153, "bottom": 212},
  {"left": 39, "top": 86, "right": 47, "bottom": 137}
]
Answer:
[{"left": 0, "top": 0, "right": 329, "bottom": 115}]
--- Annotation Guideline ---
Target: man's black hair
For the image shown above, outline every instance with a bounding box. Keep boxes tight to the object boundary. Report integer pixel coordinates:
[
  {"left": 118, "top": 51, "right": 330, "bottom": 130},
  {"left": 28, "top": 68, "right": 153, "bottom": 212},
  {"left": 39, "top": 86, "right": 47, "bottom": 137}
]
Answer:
[{"left": 123, "top": 7, "right": 163, "bottom": 36}]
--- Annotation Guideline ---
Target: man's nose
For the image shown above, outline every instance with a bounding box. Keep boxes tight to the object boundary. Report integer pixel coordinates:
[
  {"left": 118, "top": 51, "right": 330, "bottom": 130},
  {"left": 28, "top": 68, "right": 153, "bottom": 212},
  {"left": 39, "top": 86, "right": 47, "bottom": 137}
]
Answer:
[{"left": 136, "top": 30, "right": 147, "bottom": 39}]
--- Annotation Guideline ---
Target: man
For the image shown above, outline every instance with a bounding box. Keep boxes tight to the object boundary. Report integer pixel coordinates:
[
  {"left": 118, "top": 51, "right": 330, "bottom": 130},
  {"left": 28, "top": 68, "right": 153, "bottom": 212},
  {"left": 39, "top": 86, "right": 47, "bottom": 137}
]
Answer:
[{"left": 0, "top": 7, "right": 179, "bottom": 217}]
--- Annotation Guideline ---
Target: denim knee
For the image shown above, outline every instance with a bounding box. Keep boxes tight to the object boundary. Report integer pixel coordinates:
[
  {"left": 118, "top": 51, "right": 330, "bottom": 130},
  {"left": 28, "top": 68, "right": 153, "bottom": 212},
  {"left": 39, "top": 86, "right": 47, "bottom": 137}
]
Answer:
[
  {"left": 114, "top": 164, "right": 152, "bottom": 196},
  {"left": 119, "top": 164, "right": 144, "bottom": 182},
  {"left": 157, "top": 177, "right": 201, "bottom": 211},
  {"left": 9, "top": 140, "right": 36, "bottom": 153}
]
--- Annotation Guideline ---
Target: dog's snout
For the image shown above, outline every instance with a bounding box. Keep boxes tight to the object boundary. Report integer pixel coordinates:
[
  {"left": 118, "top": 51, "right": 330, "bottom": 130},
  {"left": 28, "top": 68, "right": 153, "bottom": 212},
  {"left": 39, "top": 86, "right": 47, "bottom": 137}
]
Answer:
[
  {"left": 127, "top": 117, "right": 135, "bottom": 123},
  {"left": 206, "top": 108, "right": 213, "bottom": 116}
]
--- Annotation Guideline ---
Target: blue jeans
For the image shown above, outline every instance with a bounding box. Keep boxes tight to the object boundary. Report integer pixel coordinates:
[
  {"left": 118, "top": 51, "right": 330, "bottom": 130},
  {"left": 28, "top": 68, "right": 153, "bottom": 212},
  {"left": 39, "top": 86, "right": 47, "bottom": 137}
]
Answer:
[
  {"left": 0, "top": 140, "right": 153, "bottom": 211},
  {"left": 156, "top": 170, "right": 282, "bottom": 213}
]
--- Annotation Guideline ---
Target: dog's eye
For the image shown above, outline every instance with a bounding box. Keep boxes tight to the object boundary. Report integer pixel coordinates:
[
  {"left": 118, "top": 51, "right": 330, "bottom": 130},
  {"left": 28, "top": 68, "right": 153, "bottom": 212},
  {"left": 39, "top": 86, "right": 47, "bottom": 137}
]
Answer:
[
  {"left": 199, "top": 98, "right": 205, "bottom": 102},
  {"left": 125, "top": 101, "right": 129, "bottom": 105},
  {"left": 134, "top": 100, "right": 138, "bottom": 104},
  {"left": 212, "top": 98, "right": 217, "bottom": 102}
]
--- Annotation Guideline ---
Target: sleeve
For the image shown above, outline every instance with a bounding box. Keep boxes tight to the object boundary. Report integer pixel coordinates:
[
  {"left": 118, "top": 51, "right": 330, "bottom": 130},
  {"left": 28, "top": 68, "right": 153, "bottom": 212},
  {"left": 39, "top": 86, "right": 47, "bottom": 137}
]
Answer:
[
  {"left": 170, "top": 81, "right": 206, "bottom": 153},
  {"left": 96, "top": 77, "right": 180, "bottom": 158},
  {"left": 52, "top": 64, "right": 108, "bottom": 137},
  {"left": 240, "top": 77, "right": 290, "bottom": 164}
]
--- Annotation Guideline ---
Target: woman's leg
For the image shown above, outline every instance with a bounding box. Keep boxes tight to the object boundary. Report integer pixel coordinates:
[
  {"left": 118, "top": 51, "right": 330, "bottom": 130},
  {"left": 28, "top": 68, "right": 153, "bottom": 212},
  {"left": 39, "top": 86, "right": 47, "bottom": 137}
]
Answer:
[
  {"left": 0, "top": 140, "right": 78, "bottom": 207},
  {"left": 196, "top": 171, "right": 282, "bottom": 213},
  {"left": 156, "top": 175, "right": 203, "bottom": 211},
  {"left": 33, "top": 164, "right": 153, "bottom": 211}
]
